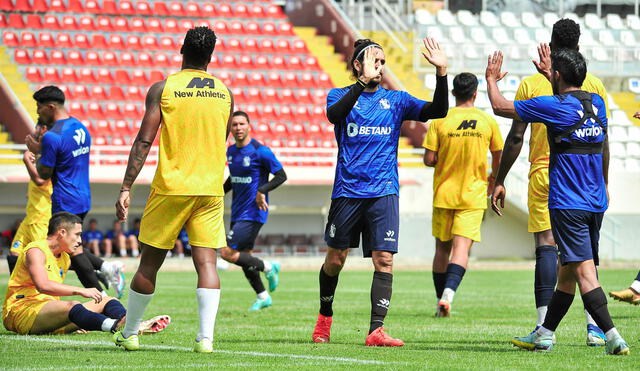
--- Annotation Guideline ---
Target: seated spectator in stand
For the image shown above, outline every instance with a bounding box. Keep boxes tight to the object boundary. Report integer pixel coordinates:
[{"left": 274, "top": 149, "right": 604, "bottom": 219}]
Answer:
[
  {"left": 104, "top": 220, "right": 139, "bottom": 258},
  {"left": 171, "top": 229, "right": 188, "bottom": 258},
  {"left": 83, "top": 219, "right": 105, "bottom": 257},
  {"left": 125, "top": 218, "right": 140, "bottom": 258}
]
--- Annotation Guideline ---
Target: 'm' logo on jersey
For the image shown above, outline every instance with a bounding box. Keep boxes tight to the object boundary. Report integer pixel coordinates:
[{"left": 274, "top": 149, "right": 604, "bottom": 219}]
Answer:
[
  {"left": 243, "top": 156, "right": 251, "bottom": 167},
  {"left": 73, "top": 129, "right": 86, "bottom": 145},
  {"left": 186, "top": 77, "right": 215, "bottom": 89},
  {"left": 456, "top": 120, "right": 477, "bottom": 130},
  {"left": 347, "top": 123, "right": 392, "bottom": 137}
]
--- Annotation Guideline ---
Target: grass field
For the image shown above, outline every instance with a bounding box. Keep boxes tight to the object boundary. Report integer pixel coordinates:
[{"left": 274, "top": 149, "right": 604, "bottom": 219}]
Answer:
[{"left": 1, "top": 268, "right": 638, "bottom": 370}]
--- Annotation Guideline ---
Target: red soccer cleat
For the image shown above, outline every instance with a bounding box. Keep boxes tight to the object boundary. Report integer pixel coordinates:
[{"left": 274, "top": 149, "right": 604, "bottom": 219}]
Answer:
[
  {"left": 365, "top": 327, "right": 404, "bottom": 347},
  {"left": 139, "top": 315, "right": 171, "bottom": 334},
  {"left": 312, "top": 313, "right": 332, "bottom": 343},
  {"left": 437, "top": 299, "right": 451, "bottom": 317}
]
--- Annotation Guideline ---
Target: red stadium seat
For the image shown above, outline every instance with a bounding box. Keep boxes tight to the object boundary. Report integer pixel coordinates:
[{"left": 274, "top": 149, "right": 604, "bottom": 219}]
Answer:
[
  {"left": 280, "top": 89, "right": 298, "bottom": 105},
  {"left": 110, "top": 86, "right": 126, "bottom": 100},
  {"left": 42, "top": 67, "right": 60, "bottom": 82},
  {"left": 113, "top": 69, "right": 130, "bottom": 84},
  {"left": 266, "top": 72, "right": 282, "bottom": 88},
  {"left": 76, "top": 16, "right": 95, "bottom": 31},
  {"left": 114, "top": 17, "right": 130, "bottom": 32},
  {"left": 287, "top": 56, "right": 303, "bottom": 70},
  {"left": 318, "top": 73, "right": 333, "bottom": 88},
  {"left": 142, "top": 35, "right": 158, "bottom": 50},
  {"left": 35, "top": 15, "right": 57, "bottom": 30},
  {"left": 262, "top": 105, "right": 277, "bottom": 121},
  {"left": 164, "top": 18, "right": 179, "bottom": 33},
  {"left": 3, "top": 31, "right": 19, "bottom": 48},
  {"left": 271, "top": 56, "right": 286, "bottom": 70},
  {"left": 136, "top": 0, "right": 152, "bottom": 15},
  {"left": 226, "top": 38, "right": 242, "bottom": 52},
  {"left": 170, "top": 53, "right": 182, "bottom": 67},
  {"left": 311, "top": 107, "right": 328, "bottom": 122},
  {"left": 217, "top": 71, "right": 232, "bottom": 86},
  {"left": 94, "top": 120, "right": 112, "bottom": 135},
  {"left": 185, "top": 2, "right": 200, "bottom": 17},
  {"left": 238, "top": 55, "right": 255, "bottom": 70},
  {"left": 179, "top": 19, "right": 195, "bottom": 33},
  {"left": 275, "top": 39, "right": 291, "bottom": 53},
  {"left": 32, "top": 0, "right": 47, "bottom": 12},
  {"left": 126, "top": 86, "right": 144, "bottom": 101},
  {"left": 153, "top": 52, "right": 169, "bottom": 67},
  {"left": 108, "top": 34, "right": 126, "bottom": 49},
  {"left": 292, "top": 40, "right": 309, "bottom": 54},
  {"left": 262, "top": 22, "right": 276, "bottom": 36},
  {"left": 299, "top": 73, "right": 315, "bottom": 88},
  {"left": 253, "top": 121, "right": 273, "bottom": 139},
  {"left": 114, "top": 119, "right": 132, "bottom": 135},
  {"left": 290, "top": 122, "right": 306, "bottom": 136},
  {"left": 61, "top": 16, "right": 78, "bottom": 31},
  {"left": 74, "top": 33, "right": 91, "bottom": 49},
  {"left": 137, "top": 52, "right": 151, "bottom": 67},
  {"left": 147, "top": 18, "right": 163, "bottom": 32},
  {"left": 153, "top": 1, "right": 169, "bottom": 16},
  {"left": 84, "top": 0, "right": 101, "bottom": 13},
  {"left": 69, "top": 102, "right": 86, "bottom": 118},
  {"left": 233, "top": 71, "right": 249, "bottom": 86},
  {"left": 249, "top": 72, "right": 266, "bottom": 86},
  {"left": 159, "top": 36, "right": 174, "bottom": 50},
  {"left": 131, "top": 69, "right": 148, "bottom": 85},
  {"left": 66, "top": 50, "right": 84, "bottom": 65},
  {"left": 283, "top": 72, "right": 298, "bottom": 88},
  {"left": 306, "top": 56, "right": 322, "bottom": 71},
  {"left": 84, "top": 51, "right": 100, "bottom": 66},
  {"left": 55, "top": 33, "right": 72, "bottom": 48},
  {"left": 234, "top": 3, "right": 250, "bottom": 18},
  {"left": 259, "top": 39, "right": 275, "bottom": 53},
  {"left": 278, "top": 22, "right": 295, "bottom": 35},
  {"left": 32, "top": 49, "right": 48, "bottom": 65},
  {"left": 250, "top": 4, "right": 265, "bottom": 18},
  {"left": 15, "top": 0, "right": 31, "bottom": 12},
  {"left": 267, "top": 4, "right": 286, "bottom": 19},
  {"left": 149, "top": 70, "right": 164, "bottom": 82},
  {"left": 105, "top": 103, "right": 123, "bottom": 119},
  {"left": 111, "top": 135, "right": 126, "bottom": 146},
  {"left": 96, "top": 16, "right": 112, "bottom": 32},
  {"left": 91, "top": 34, "right": 108, "bottom": 49},
  {"left": 50, "top": 0, "right": 66, "bottom": 12},
  {"left": 298, "top": 89, "right": 314, "bottom": 104},
  {"left": 118, "top": 0, "right": 134, "bottom": 15},
  {"left": 25, "top": 67, "right": 42, "bottom": 82},
  {"left": 279, "top": 106, "right": 294, "bottom": 122},
  {"left": 13, "top": 49, "right": 30, "bottom": 65},
  {"left": 220, "top": 55, "right": 237, "bottom": 69},
  {"left": 61, "top": 68, "right": 77, "bottom": 83},
  {"left": 102, "top": 0, "right": 117, "bottom": 14},
  {"left": 273, "top": 122, "right": 289, "bottom": 136},
  {"left": 68, "top": 0, "right": 84, "bottom": 12},
  {"left": 295, "top": 106, "right": 312, "bottom": 122},
  {"left": 231, "top": 87, "right": 246, "bottom": 104},
  {"left": 123, "top": 103, "right": 140, "bottom": 119},
  {"left": 213, "top": 20, "right": 228, "bottom": 34},
  {"left": 78, "top": 68, "right": 96, "bottom": 83},
  {"left": 0, "top": 0, "right": 12, "bottom": 11},
  {"left": 97, "top": 68, "right": 115, "bottom": 84},
  {"left": 102, "top": 51, "right": 117, "bottom": 66},
  {"left": 217, "top": 3, "right": 233, "bottom": 17},
  {"left": 168, "top": 2, "right": 185, "bottom": 16},
  {"left": 38, "top": 32, "right": 54, "bottom": 48},
  {"left": 93, "top": 136, "right": 107, "bottom": 146},
  {"left": 131, "top": 17, "right": 147, "bottom": 32},
  {"left": 9, "top": 14, "right": 26, "bottom": 29},
  {"left": 91, "top": 85, "right": 108, "bottom": 100},
  {"left": 245, "top": 22, "right": 260, "bottom": 35},
  {"left": 246, "top": 88, "right": 262, "bottom": 104},
  {"left": 229, "top": 21, "right": 245, "bottom": 34},
  {"left": 25, "top": 14, "right": 42, "bottom": 29},
  {"left": 262, "top": 88, "right": 278, "bottom": 104}
]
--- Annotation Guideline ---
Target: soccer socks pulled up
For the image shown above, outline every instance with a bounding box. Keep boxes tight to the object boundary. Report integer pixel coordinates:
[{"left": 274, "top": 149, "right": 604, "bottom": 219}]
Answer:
[
  {"left": 196, "top": 288, "right": 221, "bottom": 342},
  {"left": 582, "top": 287, "right": 614, "bottom": 333},
  {"left": 68, "top": 303, "right": 111, "bottom": 332},
  {"left": 242, "top": 266, "right": 266, "bottom": 295},
  {"left": 84, "top": 248, "right": 105, "bottom": 270},
  {"left": 370, "top": 271, "right": 393, "bottom": 334},
  {"left": 432, "top": 271, "right": 446, "bottom": 300},
  {"left": 442, "top": 263, "right": 466, "bottom": 302},
  {"left": 103, "top": 299, "right": 127, "bottom": 320},
  {"left": 319, "top": 265, "right": 339, "bottom": 317},
  {"left": 70, "top": 253, "right": 104, "bottom": 291},
  {"left": 534, "top": 245, "right": 557, "bottom": 308},
  {"left": 235, "top": 252, "right": 265, "bottom": 272},
  {"left": 541, "top": 290, "right": 575, "bottom": 332},
  {"left": 123, "top": 289, "right": 153, "bottom": 338}
]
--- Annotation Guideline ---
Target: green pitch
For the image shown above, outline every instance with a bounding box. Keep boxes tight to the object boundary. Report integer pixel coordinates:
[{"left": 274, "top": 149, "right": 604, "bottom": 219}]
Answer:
[{"left": 1, "top": 269, "right": 638, "bottom": 369}]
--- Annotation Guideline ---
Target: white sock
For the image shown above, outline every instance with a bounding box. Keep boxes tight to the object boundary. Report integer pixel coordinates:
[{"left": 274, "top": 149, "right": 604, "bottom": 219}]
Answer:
[
  {"left": 120, "top": 250, "right": 127, "bottom": 257},
  {"left": 536, "top": 306, "right": 547, "bottom": 327},
  {"left": 257, "top": 291, "right": 269, "bottom": 300},
  {"left": 537, "top": 326, "right": 554, "bottom": 336},
  {"left": 584, "top": 309, "right": 597, "bottom": 327},
  {"left": 178, "top": 253, "right": 185, "bottom": 258},
  {"left": 123, "top": 289, "right": 154, "bottom": 338},
  {"left": 132, "top": 250, "right": 139, "bottom": 257},
  {"left": 100, "top": 261, "right": 112, "bottom": 273},
  {"left": 442, "top": 288, "right": 455, "bottom": 303},
  {"left": 630, "top": 280, "right": 640, "bottom": 293},
  {"left": 263, "top": 261, "right": 272, "bottom": 273},
  {"left": 605, "top": 327, "right": 620, "bottom": 340},
  {"left": 101, "top": 318, "right": 117, "bottom": 332},
  {"left": 196, "top": 288, "right": 221, "bottom": 342}
]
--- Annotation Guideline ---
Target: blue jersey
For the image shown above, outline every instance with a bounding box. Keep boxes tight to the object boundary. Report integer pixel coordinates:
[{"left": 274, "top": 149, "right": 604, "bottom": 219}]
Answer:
[
  {"left": 327, "top": 85, "right": 427, "bottom": 199},
  {"left": 40, "top": 117, "right": 91, "bottom": 215},
  {"left": 227, "top": 139, "right": 283, "bottom": 224},
  {"left": 514, "top": 93, "right": 608, "bottom": 212},
  {"left": 83, "top": 230, "right": 103, "bottom": 242}
]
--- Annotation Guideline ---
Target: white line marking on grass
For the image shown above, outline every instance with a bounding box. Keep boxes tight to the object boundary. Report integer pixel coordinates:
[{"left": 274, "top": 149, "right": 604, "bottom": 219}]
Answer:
[{"left": 0, "top": 335, "right": 391, "bottom": 365}]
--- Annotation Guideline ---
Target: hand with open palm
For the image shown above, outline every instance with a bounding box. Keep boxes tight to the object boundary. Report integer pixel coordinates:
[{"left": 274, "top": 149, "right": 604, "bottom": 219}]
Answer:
[{"left": 422, "top": 37, "right": 447, "bottom": 76}]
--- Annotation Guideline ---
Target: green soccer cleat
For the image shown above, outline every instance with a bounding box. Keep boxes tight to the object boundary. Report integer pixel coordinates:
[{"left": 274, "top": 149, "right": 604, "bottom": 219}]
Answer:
[
  {"left": 605, "top": 336, "right": 630, "bottom": 355},
  {"left": 194, "top": 338, "right": 213, "bottom": 354},
  {"left": 113, "top": 331, "right": 140, "bottom": 351},
  {"left": 265, "top": 262, "right": 280, "bottom": 292},
  {"left": 511, "top": 331, "right": 554, "bottom": 352},
  {"left": 249, "top": 296, "right": 272, "bottom": 311}
]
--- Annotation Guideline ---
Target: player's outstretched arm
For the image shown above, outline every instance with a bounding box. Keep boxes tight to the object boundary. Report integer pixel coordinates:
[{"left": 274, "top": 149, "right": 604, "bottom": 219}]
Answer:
[
  {"left": 418, "top": 37, "right": 448, "bottom": 121},
  {"left": 488, "top": 149, "right": 502, "bottom": 196},
  {"left": 116, "top": 80, "right": 165, "bottom": 221},
  {"left": 532, "top": 43, "right": 552, "bottom": 82},
  {"left": 486, "top": 51, "right": 520, "bottom": 120},
  {"left": 255, "top": 168, "right": 287, "bottom": 211},
  {"left": 26, "top": 248, "right": 102, "bottom": 303}
]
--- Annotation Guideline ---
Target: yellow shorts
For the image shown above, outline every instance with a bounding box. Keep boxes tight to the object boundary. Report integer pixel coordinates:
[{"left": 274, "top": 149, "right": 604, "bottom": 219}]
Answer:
[
  {"left": 3, "top": 296, "right": 55, "bottom": 335},
  {"left": 138, "top": 190, "right": 226, "bottom": 249},
  {"left": 432, "top": 207, "right": 484, "bottom": 242},
  {"left": 527, "top": 168, "right": 551, "bottom": 233},
  {"left": 11, "top": 222, "right": 48, "bottom": 253}
]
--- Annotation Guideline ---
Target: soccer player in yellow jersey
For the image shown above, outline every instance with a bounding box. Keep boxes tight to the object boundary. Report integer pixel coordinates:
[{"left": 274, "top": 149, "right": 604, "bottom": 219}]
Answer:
[
  {"left": 423, "top": 73, "right": 503, "bottom": 317},
  {"left": 7, "top": 120, "right": 52, "bottom": 274},
  {"left": 491, "top": 19, "right": 609, "bottom": 345},
  {"left": 113, "top": 27, "right": 233, "bottom": 353}
]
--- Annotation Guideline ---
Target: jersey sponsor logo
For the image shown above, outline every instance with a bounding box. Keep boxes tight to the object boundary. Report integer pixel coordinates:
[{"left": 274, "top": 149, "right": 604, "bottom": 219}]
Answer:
[
  {"left": 73, "top": 129, "right": 86, "bottom": 145},
  {"left": 227, "top": 155, "right": 233, "bottom": 162},
  {"left": 574, "top": 126, "right": 604, "bottom": 138},
  {"left": 243, "top": 156, "right": 251, "bottom": 167},
  {"left": 384, "top": 230, "right": 396, "bottom": 242},
  {"left": 173, "top": 90, "right": 227, "bottom": 99},
  {"left": 347, "top": 123, "right": 392, "bottom": 137},
  {"left": 72, "top": 146, "right": 90, "bottom": 157},
  {"left": 379, "top": 98, "right": 390, "bottom": 110},
  {"left": 11, "top": 241, "right": 22, "bottom": 250},
  {"left": 456, "top": 120, "right": 477, "bottom": 130},
  {"left": 186, "top": 77, "right": 215, "bottom": 89},
  {"left": 231, "top": 176, "right": 252, "bottom": 184},
  {"left": 329, "top": 223, "right": 336, "bottom": 238}
]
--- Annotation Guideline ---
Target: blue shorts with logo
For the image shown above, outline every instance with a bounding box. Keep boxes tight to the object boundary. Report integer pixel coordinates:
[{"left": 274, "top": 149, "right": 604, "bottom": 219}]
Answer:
[
  {"left": 550, "top": 209, "right": 603, "bottom": 266},
  {"left": 226, "top": 221, "right": 263, "bottom": 251},
  {"left": 324, "top": 195, "right": 399, "bottom": 258}
]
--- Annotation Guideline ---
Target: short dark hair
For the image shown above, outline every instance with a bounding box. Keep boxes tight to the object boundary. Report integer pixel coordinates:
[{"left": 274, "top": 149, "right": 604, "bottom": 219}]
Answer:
[
  {"left": 33, "top": 86, "right": 65, "bottom": 105},
  {"left": 180, "top": 27, "right": 217, "bottom": 66},
  {"left": 232, "top": 111, "right": 250, "bottom": 124},
  {"left": 551, "top": 48, "right": 587, "bottom": 88},
  {"left": 350, "top": 39, "right": 383, "bottom": 78},
  {"left": 452, "top": 73, "right": 478, "bottom": 101},
  {"left": 551, "top": 19, "right": 580, "bottom": 50},
  {"left": 47, "top": 212, "right": 81, "bottom": 236},
  {"left": 36, "top": 117, "right": 54, "bottom": 130},
  {"left": 88, "top": 218, "right": 97, "bottom": 224}
]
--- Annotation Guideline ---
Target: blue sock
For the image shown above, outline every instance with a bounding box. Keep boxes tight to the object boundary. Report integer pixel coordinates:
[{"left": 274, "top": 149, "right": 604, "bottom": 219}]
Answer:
[
  {"left": 103, "top": 299, "right": 126, "bottom": 320},
  {"left": 635, "top": 270, "right": 640, "bottom": 281},
  {"left": 68, "top": 304, "right": 109, "bottom": 332},
  {"left": 432, "top": 272, "right": 446, "bottom": 299},
  {"left": 444, "top": 263, "right": 466, "bottom": 291},
  {"left": 534, "top": 245, "right": 558, "bottom": 308}
]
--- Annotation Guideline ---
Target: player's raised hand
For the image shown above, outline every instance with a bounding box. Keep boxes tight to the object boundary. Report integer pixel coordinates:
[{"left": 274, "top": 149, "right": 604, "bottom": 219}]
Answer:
[
  {"left": 79, "top": 287, "right": 103, "bottom": 304},
  {"left": 115, "top": 190, "right": 130, "bottom": 222},
  {"left": 491, "top": 184, "right": 506, "bottom": 216},
  {"left": 422, "top": 37, "right": 447, "bottom": 75},
  {"left": 532, "top": 43, "right": 552, "bottom": 81},
  {"left": 255, "top": 191, "right": 268, "bottom": 211},
  {"left": 23, "top": 150, "right": 36, "bottom": 164},
  {"left": 485, "top": 51, "right": 508, "bottom": 83},
  {"left": 360, "top": 47, "right": 383, "bottom": 83},
  {"left": 25, "top": 134, "right": 41, "bottom": 154},
  {"left": 634, "top": 111, "right": 640, "bottom": 119}
]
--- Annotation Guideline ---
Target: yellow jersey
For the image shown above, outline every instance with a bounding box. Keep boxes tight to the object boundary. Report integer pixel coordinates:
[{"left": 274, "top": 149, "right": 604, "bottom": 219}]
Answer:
[
  {"left": 516, "top": 73, "right": 608, "bottom": 175},
  {"left": 151, "top": 69, "right": 231, "bottom": 196},
  {"left": 24, "top": 180, "right": 52, "bottom": 225},
  {"left": 423, "top": 107, "right": 504, "bottom": 209},
  {"left": 3, "top": 240, "right": 69, "bottom": 316}
]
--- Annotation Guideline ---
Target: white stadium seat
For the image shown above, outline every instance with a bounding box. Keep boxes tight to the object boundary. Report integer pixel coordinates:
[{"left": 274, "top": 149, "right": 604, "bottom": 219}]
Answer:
[
  {"left": 543, "top": 13, "right": 558, "bottom": 28},
  {"left": 580, "top": 29, "right": 599, "bottom": 46},
  {"left": 627, "top": 142, "right": 640, "bottom": 157},
  {"left": 492, "top": 28, "right": 511, "bottom": 44},
  {"left": 609, "top": 126, "right": 627, "bottom": 142},
  {"left": 624, "top": 158, "right": 640, "bottom": 171},
  {"left": 437, "top": 9, "right": 457, "bottom": 26},
  {"left": 607, "top": 94, "right": 619, "bottom": 109},
  {"left": 470, "top": 27, "right": 489, "bottom": 44},
  {"left": 415, "top": 9, "right": 435, "bottom": 25},
  {"left": 449, "top": 26, "right": 467, "bottom": 43},
  {"left": 514, "top": 29, "right": 532, "bottom": 44},
  {"left": 598, "top": 30, "right": 616, "bottom": 45},
  {"left": 627, "top": 14, "right": 640, "bottom": 30},
  {"left": 611, "top": 142, "right": 627, "bottom": 157},
  {"left": 612, "top": 110, "right": 633, "bottom": 127},
  {"left": 521, "top": 12, "right": 542, "bottom": 28},
  {"left": 457, "top": 10, "right": 478, "bottom": 26},
  {"left": 480, "top": 11, "right": 499, "bottom": 27},
  {"left": 426, "top": 26, "right": 447, "bottom": 42},
  {"left": 500, "top": 11, "right": 521, "bottom": 28},
  {"left": 628, "top": 126, "right": 640, "bottom": 141},
  {"left": 621, "top": 31, "right": 637, "bottom": 47},
  {"left": 606, "top": 14, "right": 625, "bottom": 30},
  {"left": 584, "top": 13, "right": 605, "bottom": 29},
  {"left": 534, "top": 28, "right": 551, "bottom": 43}
]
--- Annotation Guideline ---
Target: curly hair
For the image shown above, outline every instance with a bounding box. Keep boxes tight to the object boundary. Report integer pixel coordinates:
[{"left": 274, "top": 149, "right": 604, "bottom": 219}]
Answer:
[
  {"left": 180, "top": 26, "right": 217, "bottom": 66},
  {"left": 551, "top": 19, "right": 580, "bottom": 50},
  {"left": 350, "top": 39, "right": 383, "bottom": 78}
]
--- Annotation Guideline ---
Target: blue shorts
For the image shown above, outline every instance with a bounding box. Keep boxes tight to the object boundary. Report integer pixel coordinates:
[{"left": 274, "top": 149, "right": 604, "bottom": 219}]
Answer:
[
  {"left": 550, "top": 209, "right": 603, "bottom": 266},
  {"left": 324, "top": 195, "right": 399, "bottom": 258},
  {"left": 226, "top": 221, "right": 263, "bottom": 251}
]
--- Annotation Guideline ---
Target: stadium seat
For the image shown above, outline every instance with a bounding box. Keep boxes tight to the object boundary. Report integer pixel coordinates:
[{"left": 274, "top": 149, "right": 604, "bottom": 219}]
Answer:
[
  {"left": 55, "top": 33, "right": 73, "bottom": 48},
  {"left": 32, "top": 49, "right": 48, "bottom": 64},
  {"left": 90, "top": 85, "right": 108, "bottom": 101},
  {"left": 61, "top": 15, "right": 78, "bottom": 31},
  {"left": 98, "top": 68, "right": 115, "bottom": 84},
  {"left": 25, "top": 66, "right": 42, "bottom": 82},
  {"left": 280, "top": 88, "right": 297, "bottom": 105},
  {"left": 126, "top": 35, "right": 142, "bottom": 50},
  {"left": 111, "top": 86, "right": 126, "bottom": 101},
  {"left": 78, "top": 68, "right": 96, "bottom": 83},
  {"left": 266, "top": 4, "right": 286, "bottom": 19},
  {"left": 50, "top": 0, "right": 66, "bottom": 12},
  {"left": 66, "top": 50, "right": 83, "bottom": 65},
  {"left": 74, "top": 33, "right": 91, "bottom": 49},
  {"left": 108, "top": 34, "right": 126, "bottom": 49},
  {"left": 126, "top": 86, "right": 144, "bottom": 101},
  {"left": 84, "top": 0, "right": 101, "bottom": 13},
  {"left": 262, "top": 105, "right": 277, "bottom": 121},
  {"left": 3, "top": 31, "right": 19, "bottom": 47},
  {"left": 266, "top": 72, "right": 282, "bottom": 87},
  {"left": 9, "top": 14, "right": 26, "bottom": 29},
  {"left": 234, "top": 3, "right": 250, "bottom": 18},
  {"left": 42, "top": 67, "right": 60, "bottom": 82},
  {"left": 69, "top": 102, "right": 86, "bottom": 117},
  {"left": 201, "top": 3, "right": 216, "bottom": 17},
  {"left": 457, "top": 10, "right": 478, "bottom": 26},
  {"left": 13, "top": 49, "right": 30, "bottom": 65}
]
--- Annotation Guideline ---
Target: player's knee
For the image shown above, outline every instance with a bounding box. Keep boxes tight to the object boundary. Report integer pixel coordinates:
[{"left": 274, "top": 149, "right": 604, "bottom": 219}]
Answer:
[
  {"left": 324, "top": 252, "right": 346, "bottom": 271},
  {"left": 373, "top": 253, "right": 393, "bottom": 271},
  {"left": 219, "top": 247, "right": 234, "bottom": 261},
  {"left": 67, "top": 300, "right": 81, "bottom": 309}
]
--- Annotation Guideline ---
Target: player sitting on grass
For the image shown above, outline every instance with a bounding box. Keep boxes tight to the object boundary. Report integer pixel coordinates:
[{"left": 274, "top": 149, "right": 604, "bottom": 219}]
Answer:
[
  {"left": 2, "top": 212, "right": 169, "bottom": 337},
  {"left": 488, "top": 46, "right": 629, "bottom": 355}
]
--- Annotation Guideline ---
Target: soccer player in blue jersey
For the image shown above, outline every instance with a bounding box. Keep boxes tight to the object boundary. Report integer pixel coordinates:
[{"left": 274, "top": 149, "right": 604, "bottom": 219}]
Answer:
[
  {"left": 311, "top": 37, "right": 449, "bottom": 346},
  {"left": 26, "top": 86, "right": 124, "bottom": 298},
  {"left": 487, "top": 47, "right": 629, "bottom": 355},
  {"left": 219, "top": 111, "right": 286, "bottom": 311},
  {"left": 83, "top": 219, "right": 105, "bottom": 257}
]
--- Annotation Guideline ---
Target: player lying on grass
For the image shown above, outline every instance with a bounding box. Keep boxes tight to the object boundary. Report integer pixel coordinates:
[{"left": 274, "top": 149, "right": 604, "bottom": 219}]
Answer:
[
  {"left": 488, "top": 45, "right": 629, "bottom": 355},
  {"left": 2, "top": 212, "right": 169, "bottom": 337}
]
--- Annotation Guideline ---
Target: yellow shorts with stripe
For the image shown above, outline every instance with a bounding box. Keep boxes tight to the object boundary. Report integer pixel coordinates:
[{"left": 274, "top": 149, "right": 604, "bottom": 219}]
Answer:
[
  {"left": 11, "top": 222, "right": 48, "bottom": 254},
  {"left": 139, "top": 190, "right": 226, "bottom": 249},
  {"left": 2, "top": 296, "right": 55, "bottom": 335},
  {"left": 432, "top": 207, "right": 484, "bottom": 242},
  {"left": 527, "top": 168, "right": 551, "bottom": 233}
]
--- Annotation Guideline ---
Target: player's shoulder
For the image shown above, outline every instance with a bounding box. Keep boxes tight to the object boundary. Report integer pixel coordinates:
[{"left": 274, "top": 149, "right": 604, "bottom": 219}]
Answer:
[{"left": 583, "top": 73, "right": 606, "bottom": 92}]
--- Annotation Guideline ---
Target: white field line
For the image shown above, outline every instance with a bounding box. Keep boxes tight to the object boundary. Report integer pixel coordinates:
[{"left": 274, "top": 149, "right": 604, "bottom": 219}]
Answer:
[
  {"left": 8, "top": 361, "right": 332, "bottom": 370},
  {"left": 0, "top": 335, "right": 392, "bottom": 365}
]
